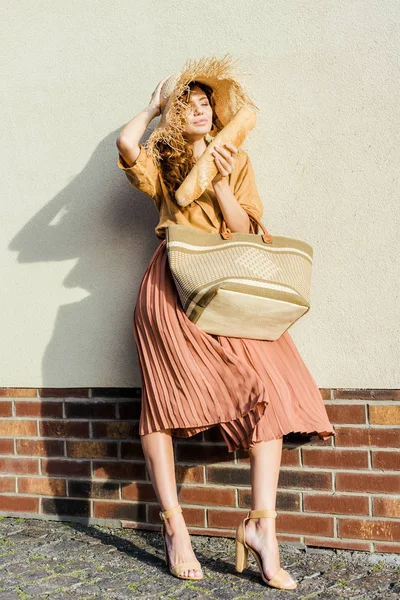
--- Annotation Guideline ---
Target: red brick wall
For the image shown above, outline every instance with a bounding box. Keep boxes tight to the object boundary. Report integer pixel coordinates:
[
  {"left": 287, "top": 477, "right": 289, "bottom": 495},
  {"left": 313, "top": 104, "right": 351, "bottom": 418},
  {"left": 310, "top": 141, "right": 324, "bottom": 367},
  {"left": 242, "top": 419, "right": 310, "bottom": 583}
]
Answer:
[{"left": 0, "top": 387, "right": 399, "bottom": 554}]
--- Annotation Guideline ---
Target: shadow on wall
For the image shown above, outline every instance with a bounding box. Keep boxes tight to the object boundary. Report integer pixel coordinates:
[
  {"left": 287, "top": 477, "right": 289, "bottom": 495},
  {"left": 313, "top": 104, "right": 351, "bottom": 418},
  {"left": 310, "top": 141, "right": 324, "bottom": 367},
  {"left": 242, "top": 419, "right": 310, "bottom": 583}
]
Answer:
[{"left": 9, "top": 127, "right": 160, "bottom": 388}]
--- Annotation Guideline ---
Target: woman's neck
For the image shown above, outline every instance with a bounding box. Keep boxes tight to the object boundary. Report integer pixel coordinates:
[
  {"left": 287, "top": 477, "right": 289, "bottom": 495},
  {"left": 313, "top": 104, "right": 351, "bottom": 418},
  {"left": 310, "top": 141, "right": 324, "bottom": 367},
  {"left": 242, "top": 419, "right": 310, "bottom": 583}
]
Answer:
[{"left": 190, "top": 137, "right": 209, "bottom": 162}]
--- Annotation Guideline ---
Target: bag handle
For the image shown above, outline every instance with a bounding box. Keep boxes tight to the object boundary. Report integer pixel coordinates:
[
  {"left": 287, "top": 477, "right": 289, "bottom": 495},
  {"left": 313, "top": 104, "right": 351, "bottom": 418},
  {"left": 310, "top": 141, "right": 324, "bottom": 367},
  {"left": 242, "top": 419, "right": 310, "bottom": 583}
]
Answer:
[{"left": 220, "top": 216, "right": 273, "bottom": 244}]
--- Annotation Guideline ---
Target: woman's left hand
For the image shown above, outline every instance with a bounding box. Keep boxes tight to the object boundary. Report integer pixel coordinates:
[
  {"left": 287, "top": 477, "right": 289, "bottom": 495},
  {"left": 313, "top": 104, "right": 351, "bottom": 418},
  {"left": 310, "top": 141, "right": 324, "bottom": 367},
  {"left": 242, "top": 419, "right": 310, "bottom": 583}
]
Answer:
[{"left": 211, "top": 142, "right": 238, "bottom": 185}]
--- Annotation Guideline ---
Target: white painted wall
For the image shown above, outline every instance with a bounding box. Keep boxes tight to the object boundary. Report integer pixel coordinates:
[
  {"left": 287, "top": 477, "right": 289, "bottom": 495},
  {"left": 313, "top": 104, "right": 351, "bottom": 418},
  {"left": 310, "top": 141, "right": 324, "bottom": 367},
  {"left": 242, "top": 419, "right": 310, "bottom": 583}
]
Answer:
[{"left": 2, "top": 0, "right": 399, "bottom": 387}]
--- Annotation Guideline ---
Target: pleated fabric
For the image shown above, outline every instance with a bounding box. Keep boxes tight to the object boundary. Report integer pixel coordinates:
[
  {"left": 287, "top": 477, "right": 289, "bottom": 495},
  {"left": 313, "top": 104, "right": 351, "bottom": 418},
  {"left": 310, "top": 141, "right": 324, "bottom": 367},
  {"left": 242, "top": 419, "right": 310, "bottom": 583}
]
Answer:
[{"left": 133, "top": 239, "right": 335, "bottom": 453}]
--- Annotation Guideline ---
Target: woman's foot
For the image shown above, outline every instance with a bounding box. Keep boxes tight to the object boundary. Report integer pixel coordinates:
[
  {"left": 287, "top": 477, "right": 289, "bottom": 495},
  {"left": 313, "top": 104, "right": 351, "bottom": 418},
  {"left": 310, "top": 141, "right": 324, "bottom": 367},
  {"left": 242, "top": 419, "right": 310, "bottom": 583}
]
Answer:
[
  {"left": 244, "top": 517, "right": 296, "bottom": 587},
  {"left": 163, "top": 511, "right": 203, "bottom": 579}
]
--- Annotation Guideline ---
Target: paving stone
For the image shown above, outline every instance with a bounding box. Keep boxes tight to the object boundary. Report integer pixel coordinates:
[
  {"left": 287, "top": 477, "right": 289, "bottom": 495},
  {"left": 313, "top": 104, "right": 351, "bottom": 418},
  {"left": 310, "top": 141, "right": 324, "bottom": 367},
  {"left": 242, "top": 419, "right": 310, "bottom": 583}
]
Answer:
[{"left": 0, "top": 517, "right": 398, "bottom": 599}]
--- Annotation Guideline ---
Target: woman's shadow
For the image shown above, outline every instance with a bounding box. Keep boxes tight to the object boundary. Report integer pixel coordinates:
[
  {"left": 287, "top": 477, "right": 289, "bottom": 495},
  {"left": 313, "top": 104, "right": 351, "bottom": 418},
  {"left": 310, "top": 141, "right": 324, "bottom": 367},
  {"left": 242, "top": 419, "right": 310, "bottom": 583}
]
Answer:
[
  {"left": 10, "top": 128, "right": 160, "bottom": 387},
  {"left": 8, "top": 126, "right": 174, "bottom": 569}
]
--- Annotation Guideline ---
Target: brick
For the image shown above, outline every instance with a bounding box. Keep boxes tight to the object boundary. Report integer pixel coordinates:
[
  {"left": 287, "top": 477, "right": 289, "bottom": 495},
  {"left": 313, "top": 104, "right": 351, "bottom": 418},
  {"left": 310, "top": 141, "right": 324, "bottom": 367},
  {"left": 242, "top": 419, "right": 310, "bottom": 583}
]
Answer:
[
  {"left": 0, "top": 420, "right": 37, "bottom": 437},
  {"left": 0, "top": 457, "right": 38, "bottom": 475},
  {"left": 15, "top": 401, "right": 63, "bottom": 418},
  {"left": 371, "top": 450, "right": 400, "bottom": 470},
  {"left": 302, "top": 449, "right": 369, "bottom": 469},
  {"left": 148, "top": 505, "right": 205, "bottom": 526},
  {"left": 18, "top": 477, "right": 66, "bottom": 496},
  {"left": 236, "top": 450, "right": 250, "bottom": 463},
  {"left": 65, "top": 401, "right": 116, "bottom": 419},
  {"left": 338, "top": 518, "right": 400, "bottom": 541},
  {"left": 303, "top": 493, "right": 369, "bottom": 515},
  {"left": 42, "top": 459, "right": 91, "bottom": 477},
  {"left": 374, "top": 542, "right": 400, "bottom": 553},
  {"left": 281, "top": 448, "right": 301, "bottom": 466},
  {"left": 118, "top": 401, "right": 142, "bottom": 420},
  {"left": 325, "top": 404, "right": 366, "bottom": 424},
  {"left": 66, "top": 441, "right": 118, "bottom": 459},
  {"left": 276, "top": 513, "right": 334, "bottom": 536},
  {"left": 16, "top": 439, "right": 64, "bottom": 457},
  {"left": 39, "top": 388, "right": 89, "bottom": 398},
  {"left": 179, "top": 485, "right": 235, "bottom": 507},
  {"left": 303, "top": 435, "right": 334, "bottom": 447},
  {"left": 69, "top": 480, "right": 120, "bottom": 499},
  {"left": 93, "top": 460, "right": 146, "bottom": 481},
  {"left": 334, "top": 427, "right": 400, "bottom": 447},
  {"left": 373, "top": 497, "right": 400, "bottom": 518},
  {"left": 0, "top": 401, "right": 12, "bottom": 417},
  {"left": 188, "top": 527, "right": 234, "bottom": 537},
  {"left": 278, "top": 470, "right": 332, "bottom": 490},
  {"left": 120, "top": 442, "right": 145, "bottom": 460},
  {"left": 39, "top": 421, "right": 89, "bottom": 438},
  {"left": 305, "top": 537, "right": 371, "bottom": 551},
  {"left": 92, "top": 422, "right": 138, "bottom": 439},
  {"left": 369, "top": 405, "right": 400, "bottom": 425},
  {"left": 122, "top": 482, "right": 157, "bottom": 502},
  {"left": 0, "top": 389, "right": 37, "bottom": 397},
  {"left": 238, "top": 489, "right": 300, "bottom": 512},
  {"left": 0, "top": 439, "right": 14, "bottom": 454},
  {"left": 176, "top": 443, "right": 232, "bottom": 464},
  {"left": 42, "top": 498, "right": 90, "bottom": 517},
  {"left": 208, "top": 509, "right": 248, "bottom": 529},
  {"left": 319, "top": 389, "right": 331, "bottom": 400},
  {"left": 336, "top": 472, "right": 400, "bottom": 494},
  {"left": 94, "top": 500, "right": 146, "bottom": 521},
  {"left": 175, "top": 465, "right": 204, "bottom": 484},
  {"left": 334, "top": 390, "right": 400, "bottom": 400},
  {"left": 206, "top": 466, "right": 250, "bottom": 487},
  {"left": 0, "top": 477, "right": 15, "bottom": 492},
  {"left": 0, "top": 495, "right": 39, "bottom": 512},
  {"left": 276, "top": 533, "right": 303, "bottom": 544}
]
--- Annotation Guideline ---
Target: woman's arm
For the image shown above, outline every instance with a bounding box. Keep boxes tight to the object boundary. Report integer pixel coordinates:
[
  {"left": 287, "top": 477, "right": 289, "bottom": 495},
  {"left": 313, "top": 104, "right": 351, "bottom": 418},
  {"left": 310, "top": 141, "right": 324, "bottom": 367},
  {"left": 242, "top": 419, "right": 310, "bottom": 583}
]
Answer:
[
  {"left": 116, "top": 75, "right": 171, "bottom": 167},
  {"left": 211, "top": 143, "right": 252, "bottom": 233},
  {"left": 212, "top": 178, "right": 251, "bottom": 233},
  {"left": 116, "top": 105, "right": 160, "bottom": 166}
]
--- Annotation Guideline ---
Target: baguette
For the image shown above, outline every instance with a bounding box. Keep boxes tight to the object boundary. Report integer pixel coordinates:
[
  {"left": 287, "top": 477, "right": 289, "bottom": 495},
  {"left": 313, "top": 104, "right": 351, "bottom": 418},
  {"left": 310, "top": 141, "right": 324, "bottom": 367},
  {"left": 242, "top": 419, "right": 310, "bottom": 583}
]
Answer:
[{"left": 175, "top": 105, "right": 257, "bottom": 207}]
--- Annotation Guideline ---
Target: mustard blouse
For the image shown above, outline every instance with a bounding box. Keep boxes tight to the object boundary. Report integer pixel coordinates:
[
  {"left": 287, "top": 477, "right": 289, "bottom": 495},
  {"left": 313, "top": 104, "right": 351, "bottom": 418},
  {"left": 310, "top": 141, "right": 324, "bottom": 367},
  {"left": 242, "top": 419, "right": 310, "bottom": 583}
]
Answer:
[{"left": 117, "top": 142, "right": 264, "bottom": 240}]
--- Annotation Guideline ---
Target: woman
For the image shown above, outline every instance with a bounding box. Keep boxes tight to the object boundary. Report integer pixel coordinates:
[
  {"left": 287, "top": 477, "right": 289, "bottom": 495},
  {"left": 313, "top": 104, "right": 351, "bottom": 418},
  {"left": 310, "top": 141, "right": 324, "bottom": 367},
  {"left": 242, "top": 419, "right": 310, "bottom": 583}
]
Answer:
[{"left": 116, "top": 54, "right": 335, "bottom": 590}]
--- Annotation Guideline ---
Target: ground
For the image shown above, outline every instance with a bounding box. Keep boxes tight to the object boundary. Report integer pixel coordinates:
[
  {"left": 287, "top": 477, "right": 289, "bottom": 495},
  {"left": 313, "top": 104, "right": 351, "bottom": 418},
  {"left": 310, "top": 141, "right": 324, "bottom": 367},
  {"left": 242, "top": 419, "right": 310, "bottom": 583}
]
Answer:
[{"left": 0, "top": 516, "right": 399, "bottom": 599}]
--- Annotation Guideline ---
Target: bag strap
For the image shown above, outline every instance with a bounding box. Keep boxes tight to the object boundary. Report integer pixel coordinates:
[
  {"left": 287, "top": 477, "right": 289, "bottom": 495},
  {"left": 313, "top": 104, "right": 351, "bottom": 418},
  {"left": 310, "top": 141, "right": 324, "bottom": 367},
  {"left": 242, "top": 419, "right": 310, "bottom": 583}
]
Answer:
[{"left": 220, "top": 215, "right": 272, "bottom": 244}]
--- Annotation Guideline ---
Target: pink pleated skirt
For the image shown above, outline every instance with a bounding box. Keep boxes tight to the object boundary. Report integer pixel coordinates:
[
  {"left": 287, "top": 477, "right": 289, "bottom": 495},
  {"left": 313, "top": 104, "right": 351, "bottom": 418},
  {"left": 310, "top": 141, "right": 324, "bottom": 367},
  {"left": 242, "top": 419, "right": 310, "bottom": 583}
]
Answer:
[{"left": 133, "top": 239, "right": 335, "bottom": 453}]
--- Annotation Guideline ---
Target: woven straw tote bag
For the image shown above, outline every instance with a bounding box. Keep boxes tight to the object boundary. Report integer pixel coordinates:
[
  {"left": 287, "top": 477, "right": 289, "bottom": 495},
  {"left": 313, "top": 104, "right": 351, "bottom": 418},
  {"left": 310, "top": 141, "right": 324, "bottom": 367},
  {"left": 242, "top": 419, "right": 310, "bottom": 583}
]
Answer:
[{"left": 166, "top": 217, "right": 313, "bottom": 341}]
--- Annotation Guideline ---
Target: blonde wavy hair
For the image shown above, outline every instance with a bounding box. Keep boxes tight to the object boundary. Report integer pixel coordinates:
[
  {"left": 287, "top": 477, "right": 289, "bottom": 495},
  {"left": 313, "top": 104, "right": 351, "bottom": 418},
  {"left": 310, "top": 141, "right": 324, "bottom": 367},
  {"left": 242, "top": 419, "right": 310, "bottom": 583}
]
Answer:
[{"left": 156, "top": 81, "right": 218, "bottom": 201}]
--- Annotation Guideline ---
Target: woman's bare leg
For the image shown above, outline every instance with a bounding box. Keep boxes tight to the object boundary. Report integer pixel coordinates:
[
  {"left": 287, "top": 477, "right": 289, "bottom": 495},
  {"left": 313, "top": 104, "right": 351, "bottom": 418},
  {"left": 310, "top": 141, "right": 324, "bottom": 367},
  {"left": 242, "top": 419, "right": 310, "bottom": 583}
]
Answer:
[
  {"left": 140, "top": 430, "right": 203, "bottom": 578},
  {"left": 245, "top": 437, "right": 296, "bottom": 586}
]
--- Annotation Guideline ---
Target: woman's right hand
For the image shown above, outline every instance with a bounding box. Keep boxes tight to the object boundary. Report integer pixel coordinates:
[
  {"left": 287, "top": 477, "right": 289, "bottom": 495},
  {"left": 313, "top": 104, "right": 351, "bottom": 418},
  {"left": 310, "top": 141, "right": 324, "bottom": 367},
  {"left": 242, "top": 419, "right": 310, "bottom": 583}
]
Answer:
[{"left": 148, "top": 75, "right": 173, "bottom": 117}]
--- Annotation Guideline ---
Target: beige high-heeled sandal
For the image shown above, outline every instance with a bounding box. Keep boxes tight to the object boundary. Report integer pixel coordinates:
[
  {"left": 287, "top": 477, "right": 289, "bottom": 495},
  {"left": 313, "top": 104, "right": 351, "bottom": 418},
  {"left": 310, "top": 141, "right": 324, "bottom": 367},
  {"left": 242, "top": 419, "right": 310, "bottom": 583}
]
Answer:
[
  {"left": 159, "top": 505, "right": 204, "bottom": 580},
  {"left": 235, "top": 509, "right": 297, "bottom": 590}
]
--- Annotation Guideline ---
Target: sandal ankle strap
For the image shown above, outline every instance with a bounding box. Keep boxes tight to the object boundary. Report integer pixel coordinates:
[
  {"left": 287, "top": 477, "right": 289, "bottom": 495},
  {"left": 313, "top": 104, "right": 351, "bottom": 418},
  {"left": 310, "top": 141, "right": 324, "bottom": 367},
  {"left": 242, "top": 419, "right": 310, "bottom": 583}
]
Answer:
[
  {"left": 160, "top": 504, "right": 182, "bottom": 521},
  {"left": 247, "top": 509, "right": 277, "bottom": 519}
]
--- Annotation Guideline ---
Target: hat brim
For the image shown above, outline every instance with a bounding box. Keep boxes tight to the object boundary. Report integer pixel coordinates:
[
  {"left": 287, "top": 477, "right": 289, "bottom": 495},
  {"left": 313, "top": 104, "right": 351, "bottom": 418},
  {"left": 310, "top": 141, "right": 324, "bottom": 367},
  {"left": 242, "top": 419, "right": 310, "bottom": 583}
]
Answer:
[{"left": 144, "top": 53, "right": 259, "bottom": 164}]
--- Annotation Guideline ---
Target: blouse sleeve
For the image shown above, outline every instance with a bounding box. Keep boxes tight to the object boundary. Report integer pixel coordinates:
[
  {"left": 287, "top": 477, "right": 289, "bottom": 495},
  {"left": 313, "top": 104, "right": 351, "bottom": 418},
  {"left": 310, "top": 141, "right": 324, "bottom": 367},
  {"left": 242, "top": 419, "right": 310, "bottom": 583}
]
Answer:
[
  {"left": 117, "top": 143, "right": 159, "bottom": 202},
  {"left": 233, "top": 151, "right": 264, "bottom": 234}
]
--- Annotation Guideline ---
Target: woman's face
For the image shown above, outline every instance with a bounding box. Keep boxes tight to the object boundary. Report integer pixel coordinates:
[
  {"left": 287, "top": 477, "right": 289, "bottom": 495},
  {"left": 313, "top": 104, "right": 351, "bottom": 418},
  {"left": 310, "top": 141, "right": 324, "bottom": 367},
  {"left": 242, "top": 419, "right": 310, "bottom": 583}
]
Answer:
[{"left": 182, "top": 84, "right": 214, "bottom": 139}]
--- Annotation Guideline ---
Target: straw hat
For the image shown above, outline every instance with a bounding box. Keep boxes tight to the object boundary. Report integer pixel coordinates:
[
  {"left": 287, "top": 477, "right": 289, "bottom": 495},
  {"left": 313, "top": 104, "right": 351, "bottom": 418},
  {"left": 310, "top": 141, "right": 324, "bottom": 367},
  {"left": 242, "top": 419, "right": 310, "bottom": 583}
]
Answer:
[{"left": 143, "top": 53, "right": 259, "bottom": 165}]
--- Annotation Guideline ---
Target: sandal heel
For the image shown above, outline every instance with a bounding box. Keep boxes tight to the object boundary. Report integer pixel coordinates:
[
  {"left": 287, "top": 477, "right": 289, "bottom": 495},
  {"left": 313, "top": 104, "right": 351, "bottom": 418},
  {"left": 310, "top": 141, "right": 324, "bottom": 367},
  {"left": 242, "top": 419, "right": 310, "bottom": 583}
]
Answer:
[
  {"left": 235, "top": 538, "right": 248, "bottom": 572},
  {"left": 234, "top": 509, "right": 297, "bottom": 590}
]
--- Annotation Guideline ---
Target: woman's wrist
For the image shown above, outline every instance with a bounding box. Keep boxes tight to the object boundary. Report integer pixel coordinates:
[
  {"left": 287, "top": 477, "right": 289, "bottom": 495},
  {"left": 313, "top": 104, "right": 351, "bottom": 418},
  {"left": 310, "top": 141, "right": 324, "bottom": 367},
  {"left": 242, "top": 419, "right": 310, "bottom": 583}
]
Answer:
[
  {"left": 145, "top": 103, "right": 161, "bottom": 120},
  {"left": 212, "top": 176, "right": 229, "bottom": 189}
]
